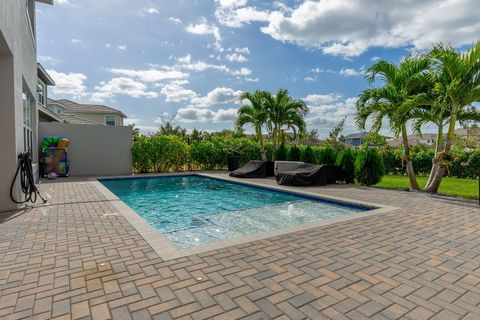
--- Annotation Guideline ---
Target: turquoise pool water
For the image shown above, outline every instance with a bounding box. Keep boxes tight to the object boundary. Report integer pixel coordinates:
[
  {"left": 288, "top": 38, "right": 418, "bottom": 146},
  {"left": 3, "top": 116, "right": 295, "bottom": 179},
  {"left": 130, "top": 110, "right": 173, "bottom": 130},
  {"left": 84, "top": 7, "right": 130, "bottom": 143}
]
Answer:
[{"left": 100, "top": 175, "right": 368, "bottom": 248}]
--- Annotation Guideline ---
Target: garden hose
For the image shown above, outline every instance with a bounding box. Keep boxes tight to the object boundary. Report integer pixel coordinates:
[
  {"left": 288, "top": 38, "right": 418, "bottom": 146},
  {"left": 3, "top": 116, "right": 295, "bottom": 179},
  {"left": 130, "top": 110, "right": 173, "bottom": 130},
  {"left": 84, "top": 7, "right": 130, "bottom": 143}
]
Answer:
[{"left": 10, "top": 152, "right": 47, "bottom": 204}]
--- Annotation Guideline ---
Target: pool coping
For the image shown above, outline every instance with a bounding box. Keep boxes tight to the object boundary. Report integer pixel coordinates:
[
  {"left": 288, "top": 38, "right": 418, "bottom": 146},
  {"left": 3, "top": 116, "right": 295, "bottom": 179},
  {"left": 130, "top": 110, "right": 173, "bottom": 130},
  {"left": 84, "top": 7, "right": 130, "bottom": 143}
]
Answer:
[{"left": 92, "top": 173, "right": 400, "bottom": 261}]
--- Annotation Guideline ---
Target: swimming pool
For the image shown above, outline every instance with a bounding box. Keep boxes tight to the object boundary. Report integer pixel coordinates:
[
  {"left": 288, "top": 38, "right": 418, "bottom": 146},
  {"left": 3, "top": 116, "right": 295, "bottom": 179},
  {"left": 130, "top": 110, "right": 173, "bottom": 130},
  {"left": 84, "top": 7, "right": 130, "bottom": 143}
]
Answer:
[{"left": 100, "top": 175, "right": 370, "bottom": 248}]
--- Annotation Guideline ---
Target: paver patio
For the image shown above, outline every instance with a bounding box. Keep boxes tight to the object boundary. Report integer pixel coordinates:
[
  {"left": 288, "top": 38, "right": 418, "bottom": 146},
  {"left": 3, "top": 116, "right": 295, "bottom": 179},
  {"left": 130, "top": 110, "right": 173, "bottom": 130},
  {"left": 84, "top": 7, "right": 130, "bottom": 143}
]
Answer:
[{"left": 1, "top": 173, "right": 480, "bottom": 319}]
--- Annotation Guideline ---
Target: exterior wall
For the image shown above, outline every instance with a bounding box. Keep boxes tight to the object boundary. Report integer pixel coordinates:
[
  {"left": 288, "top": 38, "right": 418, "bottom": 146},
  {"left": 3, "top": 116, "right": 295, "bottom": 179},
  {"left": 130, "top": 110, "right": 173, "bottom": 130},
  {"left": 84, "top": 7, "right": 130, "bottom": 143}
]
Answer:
[
  {"left": 0, "top": 0, "right": 38, "bottom": 212},
  {"left": 39, "top": 123, "right": 132, "bottom": 176},
  {"left": 62, "top": 112, "right": 124, "bottom": 126}
]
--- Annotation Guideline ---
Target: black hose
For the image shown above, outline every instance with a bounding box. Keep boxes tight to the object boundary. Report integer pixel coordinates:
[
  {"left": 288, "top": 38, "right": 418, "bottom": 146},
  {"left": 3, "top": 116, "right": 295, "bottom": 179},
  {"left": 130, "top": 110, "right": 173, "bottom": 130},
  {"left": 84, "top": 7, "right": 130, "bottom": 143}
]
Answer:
[{"left": 10, "top": 152, "right": 47, "bottom": 204}]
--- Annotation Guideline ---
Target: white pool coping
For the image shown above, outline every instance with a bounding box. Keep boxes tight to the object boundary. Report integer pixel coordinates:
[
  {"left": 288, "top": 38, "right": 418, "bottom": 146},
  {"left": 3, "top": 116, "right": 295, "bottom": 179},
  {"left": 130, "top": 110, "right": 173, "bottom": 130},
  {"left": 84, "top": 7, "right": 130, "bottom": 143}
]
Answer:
[{"left": 92, "top": 173, "right": 400, "bottom": 261}]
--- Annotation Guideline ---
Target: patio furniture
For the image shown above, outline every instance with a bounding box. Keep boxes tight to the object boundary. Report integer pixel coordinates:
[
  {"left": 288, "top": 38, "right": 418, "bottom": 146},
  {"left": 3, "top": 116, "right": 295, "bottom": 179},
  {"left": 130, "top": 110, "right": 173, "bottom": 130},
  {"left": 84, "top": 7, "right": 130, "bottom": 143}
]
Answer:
[
  {"left": 230, "top": 160, "right": 273, "bottom": 178},
  {"left": 274, "top": 161, "right": 304, "bottom": 176},
  {"left": 276, "top": 163, "right": 344, "bottom": 186}
]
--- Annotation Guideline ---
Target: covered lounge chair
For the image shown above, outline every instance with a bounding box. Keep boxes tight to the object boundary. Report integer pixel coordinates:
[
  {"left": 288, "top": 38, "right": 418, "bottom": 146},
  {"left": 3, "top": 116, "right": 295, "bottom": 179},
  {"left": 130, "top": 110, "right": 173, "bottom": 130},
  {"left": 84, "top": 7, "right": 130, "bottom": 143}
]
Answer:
[
  {"left": 276, "top": 163, "right": 344, "bottom": 186},
  {"left": 229, "top": 160, "right": 270, "bottom": 178}
]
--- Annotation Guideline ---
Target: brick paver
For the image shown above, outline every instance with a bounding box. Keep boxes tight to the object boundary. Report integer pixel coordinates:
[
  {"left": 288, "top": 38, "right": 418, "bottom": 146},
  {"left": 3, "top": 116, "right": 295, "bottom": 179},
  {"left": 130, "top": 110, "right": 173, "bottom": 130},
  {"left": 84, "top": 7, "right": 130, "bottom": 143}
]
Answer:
[{"left": 1, "top": 174, "right": 480, "bottom": 319}]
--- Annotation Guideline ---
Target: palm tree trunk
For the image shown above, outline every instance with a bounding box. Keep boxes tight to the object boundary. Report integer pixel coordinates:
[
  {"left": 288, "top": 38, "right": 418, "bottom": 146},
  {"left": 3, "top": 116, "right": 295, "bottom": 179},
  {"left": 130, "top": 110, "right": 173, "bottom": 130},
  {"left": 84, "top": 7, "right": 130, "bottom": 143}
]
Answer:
[
  {"left": 401, "top": 124, "right": 421, "bottom": 191},
  {"left": 257, "top": 127, "right": 266, "bottom": 161},
  {"left": 426, "top": 124, "right": 443, "bottom": 188},
  {"left": 425, "top": 113, "right": 457, "bottom": 193}
]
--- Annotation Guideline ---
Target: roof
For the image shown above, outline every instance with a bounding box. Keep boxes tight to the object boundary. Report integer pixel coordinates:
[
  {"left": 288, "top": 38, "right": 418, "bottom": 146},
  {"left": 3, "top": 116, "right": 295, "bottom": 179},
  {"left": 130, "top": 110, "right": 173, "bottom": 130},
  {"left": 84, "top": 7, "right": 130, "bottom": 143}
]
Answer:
[
  {"left": 342, "top": 132, "right": 369, "bottom": 139},
  {"left": 48, "top": 99, "right": 126, "bottom": 118},
  {"left": 37, "top": 63, "right": 55, "bottom": 86},
  {"left": 407, "top": 133, "right": 437, "bottom": 139}
]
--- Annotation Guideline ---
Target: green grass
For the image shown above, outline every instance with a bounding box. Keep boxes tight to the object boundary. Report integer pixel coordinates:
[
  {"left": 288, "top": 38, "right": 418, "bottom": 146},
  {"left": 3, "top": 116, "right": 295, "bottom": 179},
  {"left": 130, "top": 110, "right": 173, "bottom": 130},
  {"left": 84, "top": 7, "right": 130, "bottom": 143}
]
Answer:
[{"left": 374, "top": 175, "right": 479, "bottom": 200}]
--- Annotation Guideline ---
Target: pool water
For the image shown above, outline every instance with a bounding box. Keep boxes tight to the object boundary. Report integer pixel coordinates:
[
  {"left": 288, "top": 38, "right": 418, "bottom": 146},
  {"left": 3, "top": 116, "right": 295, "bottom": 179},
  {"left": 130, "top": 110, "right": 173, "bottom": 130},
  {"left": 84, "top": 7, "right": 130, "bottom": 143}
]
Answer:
[{"left": 100, "top": 175, "right": 368, "bottom": 248}]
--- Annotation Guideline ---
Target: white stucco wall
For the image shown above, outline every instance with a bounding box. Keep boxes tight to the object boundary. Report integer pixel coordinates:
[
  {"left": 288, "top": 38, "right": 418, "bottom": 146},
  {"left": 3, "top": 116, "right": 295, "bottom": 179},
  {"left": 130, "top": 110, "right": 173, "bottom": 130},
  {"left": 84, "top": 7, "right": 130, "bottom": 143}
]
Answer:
[
  {"left": 39, "top": 123, "right": 133, "bottom": 176},
  {"left": 0, "top": 1, "right": 38, "bottom": 212}
]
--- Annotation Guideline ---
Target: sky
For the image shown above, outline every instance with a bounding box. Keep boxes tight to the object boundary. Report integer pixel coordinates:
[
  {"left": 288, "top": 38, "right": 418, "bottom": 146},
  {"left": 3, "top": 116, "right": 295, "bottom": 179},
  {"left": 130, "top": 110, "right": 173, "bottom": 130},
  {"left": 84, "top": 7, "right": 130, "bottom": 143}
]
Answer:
[{"left": 36, "top": 0, "right": 480, "bottom": 137}]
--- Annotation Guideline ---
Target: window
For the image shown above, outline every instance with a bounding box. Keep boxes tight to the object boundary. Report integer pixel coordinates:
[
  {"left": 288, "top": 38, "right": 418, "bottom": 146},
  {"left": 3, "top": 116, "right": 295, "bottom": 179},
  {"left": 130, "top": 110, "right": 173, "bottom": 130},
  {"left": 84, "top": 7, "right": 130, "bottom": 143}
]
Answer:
[
  {"left": 23, "top": 84, "right": 35, "bottom": 153},
  {"left": 105, "top": 115, "right": 116, "bottom": 126},
  {"left": 37, "top": 82, "right": 46, "bottom": 106}
]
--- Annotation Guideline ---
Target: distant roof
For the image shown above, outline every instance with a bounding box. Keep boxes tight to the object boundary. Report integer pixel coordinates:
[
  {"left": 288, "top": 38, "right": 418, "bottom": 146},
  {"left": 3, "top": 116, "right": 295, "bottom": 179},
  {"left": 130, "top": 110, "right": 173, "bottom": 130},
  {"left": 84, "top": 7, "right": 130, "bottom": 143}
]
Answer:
[
  {"left": 407, "top": 133, "right": 437, "bottom": 139},
  {"left": 48, "top": 98, "right": 126, "bottom": 118},
  {"left": 37, "top": 63, "right": 55, "bottom": 86},
  {"left": 343, "top": 132, "right": 369, "bottom": 139},
  {"left": 57, "top": 114, "right": 104, "bottom": 125}
]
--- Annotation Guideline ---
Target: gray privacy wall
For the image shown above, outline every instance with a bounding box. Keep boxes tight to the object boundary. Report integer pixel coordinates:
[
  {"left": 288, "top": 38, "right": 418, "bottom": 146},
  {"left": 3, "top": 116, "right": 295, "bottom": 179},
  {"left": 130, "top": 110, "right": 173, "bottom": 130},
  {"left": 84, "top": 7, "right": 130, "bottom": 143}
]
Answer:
[{"left": 39, "top": 123, "right": 132, "bottom": 176}]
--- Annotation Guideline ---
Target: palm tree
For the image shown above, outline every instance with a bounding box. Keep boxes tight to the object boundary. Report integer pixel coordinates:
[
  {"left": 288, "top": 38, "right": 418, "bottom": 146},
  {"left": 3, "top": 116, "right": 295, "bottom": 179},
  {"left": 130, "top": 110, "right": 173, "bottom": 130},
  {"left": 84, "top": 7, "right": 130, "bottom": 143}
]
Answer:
[
  {"left": 356, "top": 56, "right": 430, "bottom": 191},
  {"left": 422, "top": 42, "right": 480, "bottom": 193},
  {"left": 263, "top": 89, "right": 308, "bottom": 152},
  {"left": 236, "top": 90, "right": 268, "bottom": 161}
]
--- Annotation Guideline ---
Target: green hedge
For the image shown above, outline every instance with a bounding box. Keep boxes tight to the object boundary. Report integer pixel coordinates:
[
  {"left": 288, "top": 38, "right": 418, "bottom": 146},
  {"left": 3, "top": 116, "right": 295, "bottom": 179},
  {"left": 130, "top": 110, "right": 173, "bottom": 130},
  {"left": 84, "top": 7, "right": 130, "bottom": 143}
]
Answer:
[{"left": 132, "top": 134, "right": 480, "bottom": 178}]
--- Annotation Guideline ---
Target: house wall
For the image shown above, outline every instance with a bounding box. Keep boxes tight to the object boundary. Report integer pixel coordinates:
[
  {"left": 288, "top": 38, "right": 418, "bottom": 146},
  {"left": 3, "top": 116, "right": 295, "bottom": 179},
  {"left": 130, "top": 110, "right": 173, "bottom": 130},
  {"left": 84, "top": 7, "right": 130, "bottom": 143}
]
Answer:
[
  {"left": 0, "top": 0, "right": 38, "bottom": 212},
  {"left": 63, "top": 112, "right": 124, "bottom": 126},
  {"left": 39, "top": 123, "right": 132, "bottom": 176}
]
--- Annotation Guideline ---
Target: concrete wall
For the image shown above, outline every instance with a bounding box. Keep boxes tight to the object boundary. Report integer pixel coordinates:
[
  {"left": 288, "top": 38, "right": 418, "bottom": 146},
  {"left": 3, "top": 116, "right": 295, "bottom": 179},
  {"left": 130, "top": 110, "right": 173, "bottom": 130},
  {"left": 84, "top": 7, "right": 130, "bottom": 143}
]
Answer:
[
  {"left": 63, "top": 112, "right": 124, "bottom": 126},
  {"left": 39, "top": 123, "right": 133, "bottom": 176},
  {"left": 0, "top": 1, "right": 39, "bottom": 211}
]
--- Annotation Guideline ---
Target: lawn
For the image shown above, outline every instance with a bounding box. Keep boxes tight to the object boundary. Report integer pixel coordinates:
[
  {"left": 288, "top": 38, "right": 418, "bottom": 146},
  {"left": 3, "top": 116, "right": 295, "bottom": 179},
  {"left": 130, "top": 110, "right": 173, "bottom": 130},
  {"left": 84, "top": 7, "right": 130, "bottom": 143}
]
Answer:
[{"left": 374, "top": 175, "right": 479, "bottom": 200}]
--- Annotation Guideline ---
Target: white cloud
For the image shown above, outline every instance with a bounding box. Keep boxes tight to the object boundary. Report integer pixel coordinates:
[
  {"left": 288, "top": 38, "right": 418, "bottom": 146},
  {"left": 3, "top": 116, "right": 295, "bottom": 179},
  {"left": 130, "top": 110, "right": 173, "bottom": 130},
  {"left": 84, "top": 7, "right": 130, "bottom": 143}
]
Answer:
[
  {"left": 303, "top": 93, "right": 342, "bottom": 105},
  {"left": 109, "top": 68, "right": 189, "bottom": 82},
  {"left": 92, "top": 77, "right": 158, "bottom": 101},
  {"left": 233, "top": 47, "right": 250, "bottom": 54},
  {"left": 105, "top": 43, "right": 112, "bottom": 48},
  {"left": 70, "top": 38, "right": 82, "bottom": 44},
  {"left": 225, "top": 53, "right": 248, "bottom": 62},
  {"left": 191, "top": 87, "right": 242, "bottom": 107},
  {"left": 38, "top": 55, "right": 58, "bottom": 65},
  {"left": 176, "top": 54, "right": 192, "bottom": 64},
  {"left": 117, "top": 45, "right": 127, "bottom": 51},
  {"left": 217, "top": 0, "right": 480, "bottom": 57},
  {"left": 92, "top": 82, "right": 149, "bottom": 101},
  {"left": 185, "top": 19, "right": 223, "bottom": 51},
  {"left": 232, "top": 67, "right": 252, "bottom": 76},
  {"left": 124, "top": 117, "right": 141, "bottom": 126},
  {"left": 307, "top": 97, "right": 358, "bottom": 127},
  {"left": 371, "top": 56, "right": 381, "bottom": 62},
  {"left": 47, "top": 70, "right": 87, "bottom": 97},
  {"left": 216, "top": 0, "right": 248, "bottom": 9},
  {"left": 145, "top": 7, "right": 159, "bottom": 14},
  {"left": 304, "top": 76, "right": 317, "bottom": 82},
  {"left": 176, "top": 107, "right": 238, "bottom": 123},
  {"left": 179, "top": 61, "right": 229, "bottom": 73},
  {"left": 56, "top": 0, "right": 71, "bottom": 5},
  {"left": 339, "top": 68, "right": 362, "bottom": 77},
  {"left": 245, "top": 77, "right": 259, "bottom": 82},
  {"left": 169, "top": 17, "right": 183, "bottom": 24},
  {"left": 160, "top": 84, "right": 198, "bottom": 102}
]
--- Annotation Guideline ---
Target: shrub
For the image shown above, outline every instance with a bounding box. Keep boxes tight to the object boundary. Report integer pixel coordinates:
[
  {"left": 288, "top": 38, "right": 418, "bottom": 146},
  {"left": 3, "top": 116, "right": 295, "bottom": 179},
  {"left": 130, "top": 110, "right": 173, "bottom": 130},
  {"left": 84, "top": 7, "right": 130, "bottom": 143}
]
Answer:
[
  {"left": 381, "top": 147, "right": 405, "bottom": 175},
  {"left": 161, "top": 135, "right": 189, "bottom": 171},
  {"left": 303, "top": 146, "right": 316, "bottom": 164},
  {"left": 288, "top": 145, "right": 302, "bottom": 161},
  {"left": 132, "top": 135, "right": 152, "bottom": 173},
  {"left": 275, "top": 143, "right": 288, "bottom": 161},
  {"left": 190, "top": 141, "right": 224, "bottom": 170},
  {"left": 315, "top": 147, "right": 336, "bottom": 164},
  {"left": 336, "top": 148, "right": 356, "bottom": 183},
  {"left": 355, "top": 148, "right": 385, "bottom": 186}
]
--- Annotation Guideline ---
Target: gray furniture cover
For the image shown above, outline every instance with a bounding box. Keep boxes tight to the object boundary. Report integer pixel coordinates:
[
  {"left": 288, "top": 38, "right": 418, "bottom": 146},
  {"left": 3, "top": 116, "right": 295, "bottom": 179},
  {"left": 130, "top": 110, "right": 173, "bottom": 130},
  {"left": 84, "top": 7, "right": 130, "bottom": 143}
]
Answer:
[
  {"left": 276, "top": 163, "right": 344, "bottom": 186},
  {"left": 229, "top": 160, "right": 267, "bottom": 178}
]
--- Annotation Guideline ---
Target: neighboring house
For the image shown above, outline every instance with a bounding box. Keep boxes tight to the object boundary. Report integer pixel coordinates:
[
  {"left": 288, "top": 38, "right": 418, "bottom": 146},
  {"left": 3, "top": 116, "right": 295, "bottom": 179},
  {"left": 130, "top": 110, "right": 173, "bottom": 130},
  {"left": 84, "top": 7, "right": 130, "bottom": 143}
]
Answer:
[
  {"left": 47, "top": 99, "right": 127, "bottom": 126},
  {"left": 0, "top": 0, "right": 53, "bottom": 211},
  {"left": 388, "top": 133, "right": 437, "bottom": 147},
  {"left": 455, "top": 127, "right": 480, "bottom": 139},
  {"left": 37, "top": 63, "right": 60, "bottom": 122},
  {"left": 341, "top": 132, "right": 369, "bottom": 147}
]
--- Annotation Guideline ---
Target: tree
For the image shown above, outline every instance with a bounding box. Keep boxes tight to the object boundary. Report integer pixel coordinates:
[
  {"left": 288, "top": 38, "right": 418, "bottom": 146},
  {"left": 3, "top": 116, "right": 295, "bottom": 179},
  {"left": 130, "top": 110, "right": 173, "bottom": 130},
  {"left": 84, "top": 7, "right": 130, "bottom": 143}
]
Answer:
[
  {"left": 356, "top": 56, "right": 430, "bottom": 191},
  {"left": 421, "top": 42, "right": 480, "bottom": 192},
  {"left": 236, "top": 90, "right": 268, "bottom": 161},
  {"left": 263, "top": 89, "right": 308, "bottom": 155},
  {"left": 324, "top": 117, "right": 346, "bottom": 151}
]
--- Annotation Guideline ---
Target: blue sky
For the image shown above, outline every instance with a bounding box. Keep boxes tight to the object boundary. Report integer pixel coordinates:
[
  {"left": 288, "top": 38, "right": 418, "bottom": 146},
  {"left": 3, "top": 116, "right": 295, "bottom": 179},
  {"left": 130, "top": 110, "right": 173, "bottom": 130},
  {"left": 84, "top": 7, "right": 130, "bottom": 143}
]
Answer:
[{"left": 36, "top": 0, "right": 479, "bottom": 136}]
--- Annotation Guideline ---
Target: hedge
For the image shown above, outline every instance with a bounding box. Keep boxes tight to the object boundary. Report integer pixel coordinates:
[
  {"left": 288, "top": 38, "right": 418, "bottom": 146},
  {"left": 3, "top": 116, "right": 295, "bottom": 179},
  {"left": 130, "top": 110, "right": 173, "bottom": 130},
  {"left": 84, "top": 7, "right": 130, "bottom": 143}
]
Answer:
[{"left": 132, "top": 134, "right": 480, "bottom": 178}]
